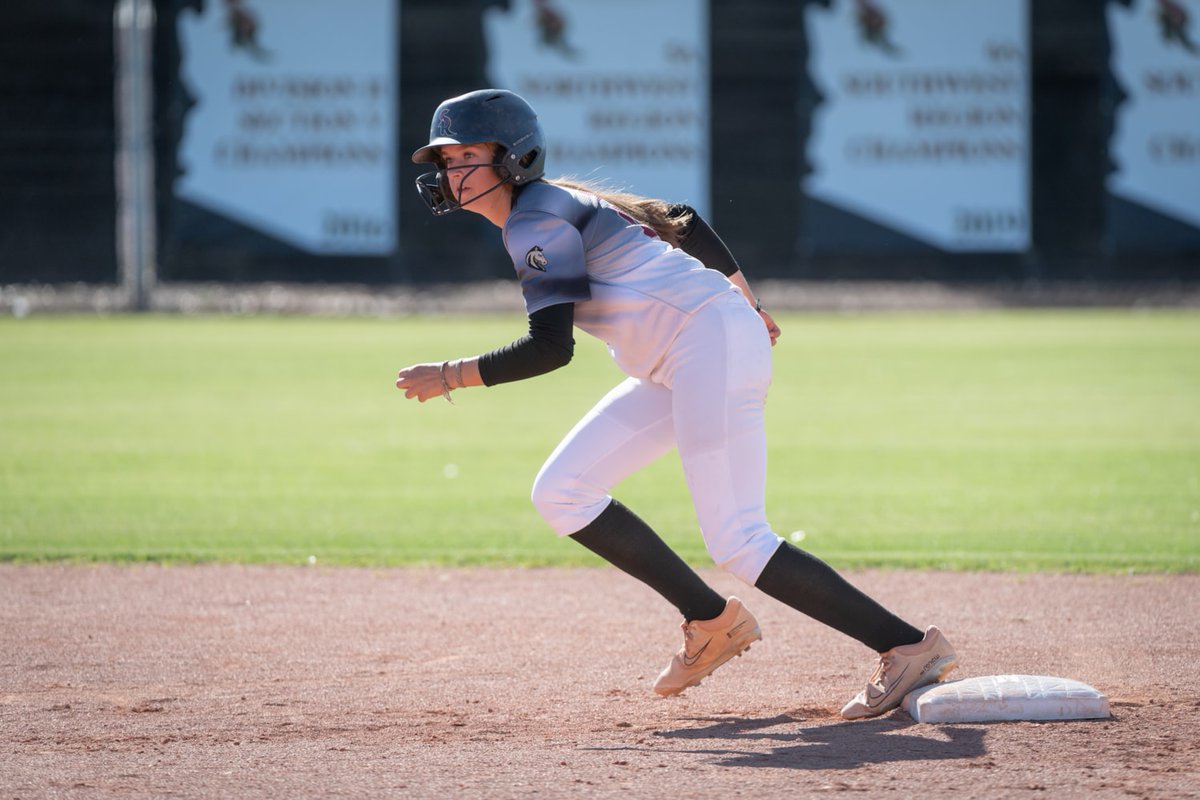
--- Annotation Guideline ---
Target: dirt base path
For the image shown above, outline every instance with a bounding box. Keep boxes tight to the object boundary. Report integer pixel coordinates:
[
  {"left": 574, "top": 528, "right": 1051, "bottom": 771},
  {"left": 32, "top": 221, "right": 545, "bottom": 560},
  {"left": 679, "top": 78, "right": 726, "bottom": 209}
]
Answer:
[{"left": 2, "top": 565, "right": 1197, "bottom": 799}]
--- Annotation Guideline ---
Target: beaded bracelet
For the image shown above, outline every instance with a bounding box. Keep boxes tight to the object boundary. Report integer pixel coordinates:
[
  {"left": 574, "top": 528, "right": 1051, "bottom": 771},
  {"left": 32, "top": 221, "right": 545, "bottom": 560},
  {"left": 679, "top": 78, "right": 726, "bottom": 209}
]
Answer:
[{"left": 439, "top": 361, "right": 454, "bottom": 404}]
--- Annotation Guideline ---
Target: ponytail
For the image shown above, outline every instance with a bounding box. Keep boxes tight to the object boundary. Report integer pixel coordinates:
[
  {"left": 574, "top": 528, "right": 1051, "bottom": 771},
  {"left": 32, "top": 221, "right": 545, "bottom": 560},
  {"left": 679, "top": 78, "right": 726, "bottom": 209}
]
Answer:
[{"left": 545, "top": 177, "right": 693, "bottom": 248}]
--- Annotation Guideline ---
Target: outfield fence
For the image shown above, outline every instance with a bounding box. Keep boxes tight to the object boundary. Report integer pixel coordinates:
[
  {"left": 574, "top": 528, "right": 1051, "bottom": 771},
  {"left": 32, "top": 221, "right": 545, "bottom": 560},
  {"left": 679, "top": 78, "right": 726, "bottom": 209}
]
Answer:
[{"left": 2, "top": 0, "right": 1199, "bottom": 309}]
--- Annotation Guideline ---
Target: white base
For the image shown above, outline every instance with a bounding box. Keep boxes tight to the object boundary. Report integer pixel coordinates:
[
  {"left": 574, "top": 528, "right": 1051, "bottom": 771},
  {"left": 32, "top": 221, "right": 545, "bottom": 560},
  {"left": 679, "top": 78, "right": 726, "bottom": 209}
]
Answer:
[{"left": 902, "top": 674, "right": 1111, "bottom": 723}]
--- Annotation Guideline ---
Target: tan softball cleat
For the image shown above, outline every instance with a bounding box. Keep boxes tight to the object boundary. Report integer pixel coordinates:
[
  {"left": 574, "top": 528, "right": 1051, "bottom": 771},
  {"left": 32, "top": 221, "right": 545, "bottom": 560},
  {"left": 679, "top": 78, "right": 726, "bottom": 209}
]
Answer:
[
  {"left": 653, "top": 597, "right": 762, "bottom": 696},
  {"left": 840, "top": 625, "right": 958, "bottom": 720}
]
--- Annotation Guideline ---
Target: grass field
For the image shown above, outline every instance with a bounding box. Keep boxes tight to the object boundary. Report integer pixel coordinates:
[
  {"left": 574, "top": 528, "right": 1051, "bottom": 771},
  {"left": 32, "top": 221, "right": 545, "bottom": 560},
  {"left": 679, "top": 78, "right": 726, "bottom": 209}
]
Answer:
[{"left": 1, "top": 310, "right": 1197, "bottom": 571}]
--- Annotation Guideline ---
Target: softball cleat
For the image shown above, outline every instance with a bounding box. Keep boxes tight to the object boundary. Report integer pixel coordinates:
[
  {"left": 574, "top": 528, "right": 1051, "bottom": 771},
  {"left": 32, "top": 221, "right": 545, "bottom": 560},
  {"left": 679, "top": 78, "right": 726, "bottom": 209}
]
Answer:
[
  {"left": 653, "top": 597, "right": 762, "bottom": 696},
  {"left": 840, "top": 625, "right": 958, "bottom": 720}
]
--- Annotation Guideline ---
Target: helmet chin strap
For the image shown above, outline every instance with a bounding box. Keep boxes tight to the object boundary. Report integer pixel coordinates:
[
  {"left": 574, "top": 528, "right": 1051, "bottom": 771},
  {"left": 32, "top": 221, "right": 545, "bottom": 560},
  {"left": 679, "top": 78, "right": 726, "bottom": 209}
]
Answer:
[{"left": 443, "top": 163, "right": 515, "bottom": 213}]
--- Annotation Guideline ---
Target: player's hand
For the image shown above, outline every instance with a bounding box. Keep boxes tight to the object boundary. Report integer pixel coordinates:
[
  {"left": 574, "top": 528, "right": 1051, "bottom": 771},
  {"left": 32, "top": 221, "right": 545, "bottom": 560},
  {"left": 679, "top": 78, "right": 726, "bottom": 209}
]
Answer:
[
  {"left": 759, "top": 309, "right": 781, "bottom": 346},
  {"left": 396, "top": 362, "right": 449, "bottom": 403}
]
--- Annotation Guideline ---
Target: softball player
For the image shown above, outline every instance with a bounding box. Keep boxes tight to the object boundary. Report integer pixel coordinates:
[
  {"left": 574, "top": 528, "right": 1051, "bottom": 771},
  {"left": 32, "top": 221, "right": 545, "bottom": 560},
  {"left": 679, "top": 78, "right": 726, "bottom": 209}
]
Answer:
[{"left": 396, "top": 90, "right": 957, "bottom": 719}]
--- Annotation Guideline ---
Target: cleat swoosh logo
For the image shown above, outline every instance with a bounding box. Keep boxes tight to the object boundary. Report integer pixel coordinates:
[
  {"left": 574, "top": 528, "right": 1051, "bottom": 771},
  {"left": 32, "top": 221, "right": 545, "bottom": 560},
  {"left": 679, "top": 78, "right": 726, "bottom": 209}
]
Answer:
[
  {"left": 681, "top": 638, "right": 712, "bottom": 667},
  {"left": 865, "top": 665, "right": 908, "bottom": 708}
]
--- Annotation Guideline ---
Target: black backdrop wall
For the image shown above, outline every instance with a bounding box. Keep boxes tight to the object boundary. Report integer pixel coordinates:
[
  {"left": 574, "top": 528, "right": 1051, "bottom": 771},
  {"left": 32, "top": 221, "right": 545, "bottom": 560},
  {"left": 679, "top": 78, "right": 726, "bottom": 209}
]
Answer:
[
  {"left": 1, "top": 0, "right": 118, "bottom": 284},
  {"left": 2, "top": 0, "right": 1197, "bottom": 286}
]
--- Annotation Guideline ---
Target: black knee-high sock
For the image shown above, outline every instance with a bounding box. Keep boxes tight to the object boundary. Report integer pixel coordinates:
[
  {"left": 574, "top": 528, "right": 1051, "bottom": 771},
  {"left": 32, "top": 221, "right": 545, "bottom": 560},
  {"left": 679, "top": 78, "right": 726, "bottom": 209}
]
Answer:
[
  {"left": 569, "top": 500, "right": 727, "bottom": 622},
  {"left": 754, "top": 542, "right": 924, "bottom": 652}
]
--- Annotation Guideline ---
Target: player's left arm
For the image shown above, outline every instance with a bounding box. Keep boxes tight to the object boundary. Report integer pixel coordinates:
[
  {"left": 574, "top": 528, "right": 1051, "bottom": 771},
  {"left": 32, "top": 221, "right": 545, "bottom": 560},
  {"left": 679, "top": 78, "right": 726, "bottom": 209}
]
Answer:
[
  {"left": 394, "top": 303, "right": 576, "bottom": 403},
  {"left": 397, "top": 210, "right": 587, "bottom": 403},
  {"left": 671, "top": 204, "right": 780, "bottom": 347}
]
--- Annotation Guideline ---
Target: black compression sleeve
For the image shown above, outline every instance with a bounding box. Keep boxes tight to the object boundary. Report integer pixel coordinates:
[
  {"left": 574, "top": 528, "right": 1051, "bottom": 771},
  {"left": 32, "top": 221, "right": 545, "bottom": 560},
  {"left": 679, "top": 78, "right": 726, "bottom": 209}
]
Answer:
[
  {"left": 755, "top": 542, "right": 924, "bottom": 652},
  {"left": 669, "top": 204, "right": 742, "bottom": 277},
  {"left": 570, "top": 499, "right": 727, "bottom": 621},
  {"left": 477, "top": 302, "right": 576, "bottom": 387}
]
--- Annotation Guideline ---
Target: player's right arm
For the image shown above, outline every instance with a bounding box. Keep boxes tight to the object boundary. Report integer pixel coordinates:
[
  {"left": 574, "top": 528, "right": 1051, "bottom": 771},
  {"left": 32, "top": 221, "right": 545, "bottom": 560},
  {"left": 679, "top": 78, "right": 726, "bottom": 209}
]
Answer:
[{"left": 671, "top": 205, "right": 781, "bottom": 347}]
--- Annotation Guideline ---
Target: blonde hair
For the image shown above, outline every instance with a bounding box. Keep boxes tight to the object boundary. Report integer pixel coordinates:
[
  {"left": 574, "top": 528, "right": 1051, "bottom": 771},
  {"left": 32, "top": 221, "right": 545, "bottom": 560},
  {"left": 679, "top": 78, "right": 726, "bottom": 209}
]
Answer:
[
  {"left": 545, "top": 177, "right": 693, "bottom": 248},
  {"left": 437, "top": 145, "right": 692, "bottom": 245}
]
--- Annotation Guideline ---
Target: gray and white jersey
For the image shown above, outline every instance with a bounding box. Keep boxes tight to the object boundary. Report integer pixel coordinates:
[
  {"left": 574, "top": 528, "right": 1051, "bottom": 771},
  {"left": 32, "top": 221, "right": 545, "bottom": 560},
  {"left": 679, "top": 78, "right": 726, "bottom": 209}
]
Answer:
[{"left": 502, "top": 181, "right": 739, "bottom": 380}]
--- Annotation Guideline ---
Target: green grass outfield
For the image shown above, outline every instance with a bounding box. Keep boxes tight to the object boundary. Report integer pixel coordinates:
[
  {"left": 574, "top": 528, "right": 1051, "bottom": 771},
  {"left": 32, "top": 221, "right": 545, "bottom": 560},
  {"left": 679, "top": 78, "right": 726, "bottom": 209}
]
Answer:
[{"left": 1, "top": 310, "right": 1197, "bottom": 571}]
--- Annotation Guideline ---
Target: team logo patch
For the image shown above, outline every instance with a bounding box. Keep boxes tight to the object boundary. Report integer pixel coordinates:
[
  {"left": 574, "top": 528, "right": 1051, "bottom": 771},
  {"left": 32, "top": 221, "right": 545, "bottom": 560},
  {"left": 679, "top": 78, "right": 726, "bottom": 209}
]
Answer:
[
  {"left": 525, "top": 246, "right": 549, "bottom": 271},
  {"left": 437, "top": 109, "right": 456, "bottom": 137}
]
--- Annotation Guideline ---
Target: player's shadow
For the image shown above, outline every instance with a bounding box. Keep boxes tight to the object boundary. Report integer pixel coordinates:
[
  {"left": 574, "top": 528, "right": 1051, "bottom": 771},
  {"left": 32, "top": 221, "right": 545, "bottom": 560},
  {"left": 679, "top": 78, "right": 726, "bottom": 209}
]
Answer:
[{"left": 649, "top": 711, "right": 987, "bottom": 770}]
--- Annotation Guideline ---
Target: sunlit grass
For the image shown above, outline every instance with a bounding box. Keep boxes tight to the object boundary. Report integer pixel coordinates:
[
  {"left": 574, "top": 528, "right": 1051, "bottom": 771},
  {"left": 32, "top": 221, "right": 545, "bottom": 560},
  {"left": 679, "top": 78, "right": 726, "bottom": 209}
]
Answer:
[{"left": 1, "top": 311, "right": 1196, "bottom": 571}]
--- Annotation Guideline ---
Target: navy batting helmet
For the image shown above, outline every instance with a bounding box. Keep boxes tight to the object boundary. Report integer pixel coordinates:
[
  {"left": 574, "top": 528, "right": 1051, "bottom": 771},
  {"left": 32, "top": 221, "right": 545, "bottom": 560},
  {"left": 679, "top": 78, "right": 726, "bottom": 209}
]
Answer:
[{"left": 412, "top": 89, "right": 546, "bottom": 215}]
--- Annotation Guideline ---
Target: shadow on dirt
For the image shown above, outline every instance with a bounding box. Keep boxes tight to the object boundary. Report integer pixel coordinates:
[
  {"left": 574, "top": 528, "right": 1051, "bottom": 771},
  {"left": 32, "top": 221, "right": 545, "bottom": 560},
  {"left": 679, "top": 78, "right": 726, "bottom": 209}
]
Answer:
[{"left": 646, "top": 712, "right": 987, "bottom": 770}]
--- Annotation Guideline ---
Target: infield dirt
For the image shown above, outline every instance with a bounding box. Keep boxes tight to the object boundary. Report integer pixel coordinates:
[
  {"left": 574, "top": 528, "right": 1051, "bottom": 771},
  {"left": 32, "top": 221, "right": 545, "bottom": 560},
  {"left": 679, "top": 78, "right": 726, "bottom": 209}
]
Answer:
[{"left": 2, "top": 565, "right": 1197, "bottom": 799}]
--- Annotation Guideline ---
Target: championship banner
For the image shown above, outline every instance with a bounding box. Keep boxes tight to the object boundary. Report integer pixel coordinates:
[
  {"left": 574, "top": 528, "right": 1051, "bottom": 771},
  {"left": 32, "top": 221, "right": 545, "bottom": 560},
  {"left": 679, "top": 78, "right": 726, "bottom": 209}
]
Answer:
[
  {"left": 802, "top": 0, "right": 1029, "bottom": 252},
  {"left": 1107, "top": 0, "right": 1200, "bottom": 247},
  {"left": 176, "top": 0, "right": 397, "bottom": 255},
  {"left": 483, "top": 0, "right": 709, "bottom": 218}
]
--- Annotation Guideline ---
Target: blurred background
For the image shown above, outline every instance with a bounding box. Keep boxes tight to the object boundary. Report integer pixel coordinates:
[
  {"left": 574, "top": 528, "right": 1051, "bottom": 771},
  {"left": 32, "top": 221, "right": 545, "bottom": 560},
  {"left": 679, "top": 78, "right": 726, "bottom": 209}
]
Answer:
[{"left": 2, "top": 0, "right": 1198, "bottom": 309}]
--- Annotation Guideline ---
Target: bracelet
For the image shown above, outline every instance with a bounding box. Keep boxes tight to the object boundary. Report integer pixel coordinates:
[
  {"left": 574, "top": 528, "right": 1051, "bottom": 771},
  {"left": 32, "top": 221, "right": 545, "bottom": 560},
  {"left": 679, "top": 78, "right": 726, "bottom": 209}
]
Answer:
[
  {"left": 452, "top": 359, "right": 464, "bottom": 389},
  {"left": 439, "top": 361, "right": 454, "bottom": 404}
]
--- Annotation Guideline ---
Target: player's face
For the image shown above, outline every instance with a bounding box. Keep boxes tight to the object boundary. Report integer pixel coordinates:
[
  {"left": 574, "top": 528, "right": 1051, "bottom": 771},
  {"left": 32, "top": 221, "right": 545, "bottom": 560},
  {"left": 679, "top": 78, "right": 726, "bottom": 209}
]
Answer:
[{"left": 439, "top": 143, "right": 509, "bottom": 214}]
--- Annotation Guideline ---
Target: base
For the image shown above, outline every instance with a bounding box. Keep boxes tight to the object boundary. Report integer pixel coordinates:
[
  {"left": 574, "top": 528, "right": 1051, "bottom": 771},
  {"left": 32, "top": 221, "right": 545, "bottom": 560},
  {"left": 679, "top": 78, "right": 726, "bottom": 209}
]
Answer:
[{"left": 902, "top": 674, "right": 1111, "bottom": 723}]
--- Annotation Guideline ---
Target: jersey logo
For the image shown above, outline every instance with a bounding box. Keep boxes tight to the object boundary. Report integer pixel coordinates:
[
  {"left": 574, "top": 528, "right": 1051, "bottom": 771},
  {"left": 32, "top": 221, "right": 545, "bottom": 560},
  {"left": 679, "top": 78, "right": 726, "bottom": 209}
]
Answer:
[{"left": 525, "top": 246, "right": 549, "bottom": 271}]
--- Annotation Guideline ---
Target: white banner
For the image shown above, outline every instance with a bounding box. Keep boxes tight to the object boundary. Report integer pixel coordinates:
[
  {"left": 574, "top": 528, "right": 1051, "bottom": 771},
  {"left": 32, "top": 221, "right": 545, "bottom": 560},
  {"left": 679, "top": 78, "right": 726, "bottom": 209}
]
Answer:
[
  {"left": 1107, "top": 0, "right": 1200, "bottom": 231},
  {"left": 803, "top": 0, "right": 1029, "bottom": 251},
  {"left": 483, "top": 0, "right": 709, "bottom": 218},
  {"left": 176, "top": 0, "right": 396, "bottom": 254}
]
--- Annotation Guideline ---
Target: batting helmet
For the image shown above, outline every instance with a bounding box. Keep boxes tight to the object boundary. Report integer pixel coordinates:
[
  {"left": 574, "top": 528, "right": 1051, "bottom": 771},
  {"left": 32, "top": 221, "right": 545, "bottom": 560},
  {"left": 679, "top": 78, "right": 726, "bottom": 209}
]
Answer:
[{"left": 412, "top": 89, "right": 546, "bottom": 215}]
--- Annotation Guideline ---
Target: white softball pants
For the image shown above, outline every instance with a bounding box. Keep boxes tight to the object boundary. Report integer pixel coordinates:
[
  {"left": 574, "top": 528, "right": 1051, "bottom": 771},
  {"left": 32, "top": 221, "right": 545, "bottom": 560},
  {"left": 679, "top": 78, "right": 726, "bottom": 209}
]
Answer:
[{"left": 530, "top": 291, "right": 785, "bottom": 585}]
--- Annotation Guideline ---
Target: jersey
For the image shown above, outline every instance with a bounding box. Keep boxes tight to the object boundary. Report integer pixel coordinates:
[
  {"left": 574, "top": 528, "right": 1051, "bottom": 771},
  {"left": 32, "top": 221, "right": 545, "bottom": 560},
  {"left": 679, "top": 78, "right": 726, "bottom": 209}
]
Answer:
[{"left": 502, "top": 181, "right": 740, "bottom": 380}]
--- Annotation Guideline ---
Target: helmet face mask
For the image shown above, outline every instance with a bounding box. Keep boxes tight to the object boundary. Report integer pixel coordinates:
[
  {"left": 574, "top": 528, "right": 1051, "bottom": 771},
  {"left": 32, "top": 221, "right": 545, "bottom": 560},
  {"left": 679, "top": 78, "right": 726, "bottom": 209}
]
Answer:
[
  {"left": 412, "top": 90, "right": 546, "bottom": 216},
  {"left": 414, "top": 168, "right": 457, "bottom": 216},
  {"left": 416, "top": 154, "right": 515, "bottom": 217}
]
